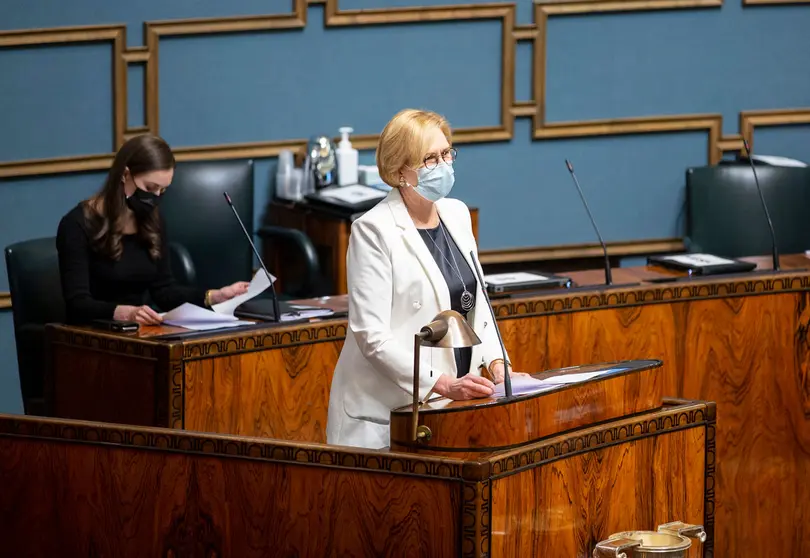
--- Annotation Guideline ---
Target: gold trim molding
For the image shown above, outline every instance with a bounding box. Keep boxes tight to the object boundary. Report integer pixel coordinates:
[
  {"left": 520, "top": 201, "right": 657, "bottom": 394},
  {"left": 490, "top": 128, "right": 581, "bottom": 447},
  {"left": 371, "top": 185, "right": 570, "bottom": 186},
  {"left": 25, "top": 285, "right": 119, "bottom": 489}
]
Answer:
[
  {"left": 0, "top": 0, "right": 807, "bottom": 178},
  {"left": 0, "top": 292, "right": 10, "bottom": 310},
  {"left": 0, "top": 25, "right": 126, "bottom": 178}
]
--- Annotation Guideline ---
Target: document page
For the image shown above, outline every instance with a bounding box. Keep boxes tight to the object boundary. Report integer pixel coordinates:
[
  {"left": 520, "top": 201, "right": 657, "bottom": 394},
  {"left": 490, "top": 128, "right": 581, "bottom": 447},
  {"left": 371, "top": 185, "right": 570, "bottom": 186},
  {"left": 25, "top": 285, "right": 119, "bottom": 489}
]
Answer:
[
  {"left": 212, "top": 269, "right": 274, "bottom": 316},
  {"left": 162, "top": 303, "right": 253, "bottom": 331},
  {"left": 493, "top": 367, "right": 624, "bottom": 397}
]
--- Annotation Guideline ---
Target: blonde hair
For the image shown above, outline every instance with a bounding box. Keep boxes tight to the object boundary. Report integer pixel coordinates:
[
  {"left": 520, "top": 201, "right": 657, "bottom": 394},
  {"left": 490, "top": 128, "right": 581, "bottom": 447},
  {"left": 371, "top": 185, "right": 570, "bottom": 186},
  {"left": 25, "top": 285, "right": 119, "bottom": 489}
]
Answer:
[{"left": 376, "top": 109, "right": 452, "bottom": 188}]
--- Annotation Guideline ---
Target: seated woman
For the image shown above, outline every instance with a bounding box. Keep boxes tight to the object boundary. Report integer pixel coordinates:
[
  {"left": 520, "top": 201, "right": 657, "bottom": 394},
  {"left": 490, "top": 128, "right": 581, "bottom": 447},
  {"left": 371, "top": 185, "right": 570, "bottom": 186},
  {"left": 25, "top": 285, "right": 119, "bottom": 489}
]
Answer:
[
  {"left": 327, "top": 109, "right": 518, "bottom": 449},
  {"left": 56, "top": 134, "right": 248, "bottom": 325}
]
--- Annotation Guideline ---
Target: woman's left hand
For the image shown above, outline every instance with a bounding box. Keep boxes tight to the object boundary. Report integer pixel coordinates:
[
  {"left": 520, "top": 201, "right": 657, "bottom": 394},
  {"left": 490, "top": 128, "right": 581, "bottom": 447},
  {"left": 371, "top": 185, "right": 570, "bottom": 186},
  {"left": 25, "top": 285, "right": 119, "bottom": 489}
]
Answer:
[
  {"left": 209, "top": 281, "right": 250, "bottom": 304},
  {"left": 490, "top": 361, "right": 531, "bottom": 384}
]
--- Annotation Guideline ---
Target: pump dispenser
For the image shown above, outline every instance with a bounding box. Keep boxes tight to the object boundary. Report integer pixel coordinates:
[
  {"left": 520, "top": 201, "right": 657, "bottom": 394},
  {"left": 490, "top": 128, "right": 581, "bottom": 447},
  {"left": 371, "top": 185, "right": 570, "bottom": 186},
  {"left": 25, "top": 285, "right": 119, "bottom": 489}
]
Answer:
[{"left": 336, "top": 126, "right": 359, "bottom": 186}]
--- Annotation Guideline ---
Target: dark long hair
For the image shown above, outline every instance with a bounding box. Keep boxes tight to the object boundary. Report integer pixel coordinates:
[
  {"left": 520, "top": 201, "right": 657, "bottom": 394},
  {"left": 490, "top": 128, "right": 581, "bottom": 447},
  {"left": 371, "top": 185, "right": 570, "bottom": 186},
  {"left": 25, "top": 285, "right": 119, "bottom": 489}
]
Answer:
[{"left": 83, "top": 134, "right": 175, "bottom": 261}]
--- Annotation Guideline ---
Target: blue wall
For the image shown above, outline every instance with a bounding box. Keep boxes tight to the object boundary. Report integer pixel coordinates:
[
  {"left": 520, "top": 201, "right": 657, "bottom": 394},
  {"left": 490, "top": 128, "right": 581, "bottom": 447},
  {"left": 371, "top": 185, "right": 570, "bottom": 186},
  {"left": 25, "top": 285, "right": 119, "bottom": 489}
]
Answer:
[{"left": 1, "top": 0, "right": 809, "bottom": 413}]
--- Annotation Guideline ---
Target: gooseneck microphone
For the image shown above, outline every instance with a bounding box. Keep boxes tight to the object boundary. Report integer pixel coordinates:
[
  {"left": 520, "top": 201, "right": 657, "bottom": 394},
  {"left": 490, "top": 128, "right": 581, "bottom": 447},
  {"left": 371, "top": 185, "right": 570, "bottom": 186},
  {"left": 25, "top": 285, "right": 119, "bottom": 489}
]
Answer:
[
  {"left": 565, "top": 160, "right": 612, "bottom": 286},
  {"left": 742, "top": 140, "right": 780, "bottom": 271},
  {"left": 223, "top": 192, "right": 281, "bottom": 323},
  {"left": 469, "top": 250, "right": 513, "bottom": 399}
]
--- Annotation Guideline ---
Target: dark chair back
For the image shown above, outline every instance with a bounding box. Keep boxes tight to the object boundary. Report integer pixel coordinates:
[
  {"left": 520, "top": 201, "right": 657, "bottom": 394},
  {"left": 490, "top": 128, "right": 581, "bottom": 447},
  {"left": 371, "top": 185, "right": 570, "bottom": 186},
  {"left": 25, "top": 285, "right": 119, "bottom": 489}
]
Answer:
[
  {"left": 4, "top": 237, "right": 65, "bottom": 414},
  {"left": 159, "top": 160, "right": 255, "bottom": 289},
  {"left": 686, "top": 164, "right": 810, "bottom": 258}
]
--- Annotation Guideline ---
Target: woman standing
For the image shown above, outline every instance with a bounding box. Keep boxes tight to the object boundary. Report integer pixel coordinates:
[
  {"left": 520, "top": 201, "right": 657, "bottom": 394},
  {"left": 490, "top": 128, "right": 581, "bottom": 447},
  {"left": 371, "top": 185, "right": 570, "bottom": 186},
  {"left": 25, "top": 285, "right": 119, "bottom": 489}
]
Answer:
[{"left": 327, "top": 109, "right": 513, "bottom": 449}]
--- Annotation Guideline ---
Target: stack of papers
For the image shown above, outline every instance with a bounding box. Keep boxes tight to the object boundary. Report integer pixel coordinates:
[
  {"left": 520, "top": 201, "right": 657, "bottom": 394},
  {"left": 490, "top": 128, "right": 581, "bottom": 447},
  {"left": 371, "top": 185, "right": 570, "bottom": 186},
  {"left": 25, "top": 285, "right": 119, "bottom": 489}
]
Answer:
[
  {"left": 493, "top": 368, "right": 622, "bottom": 398},
  {"left": 162, "top": 303, "right": 253, "bottom": 331},
  {"left": 161, "top": 270, "right": 273, "bottom": 331}
]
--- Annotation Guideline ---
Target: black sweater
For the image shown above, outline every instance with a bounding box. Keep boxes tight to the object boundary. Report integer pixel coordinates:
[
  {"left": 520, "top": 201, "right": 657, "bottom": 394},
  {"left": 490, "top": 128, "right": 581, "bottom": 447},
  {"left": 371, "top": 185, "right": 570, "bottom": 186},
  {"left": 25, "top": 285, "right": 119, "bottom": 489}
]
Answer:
[{"left": 56, "top": 204, "right": 206, "bottom": 324}]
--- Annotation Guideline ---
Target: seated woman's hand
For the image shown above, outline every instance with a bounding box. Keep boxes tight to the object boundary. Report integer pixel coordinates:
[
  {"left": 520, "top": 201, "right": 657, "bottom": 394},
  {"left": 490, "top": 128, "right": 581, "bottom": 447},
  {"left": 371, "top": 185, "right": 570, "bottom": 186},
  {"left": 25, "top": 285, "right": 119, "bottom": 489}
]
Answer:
[
  {"left": 434, "top": 374, "right": 495, "bottom": 400},
  {"left": 209, "top": 281, "right": 250, "bottom": 304},
  {"left": 114, "top": 304, "right": 163, "bottom": 325}
]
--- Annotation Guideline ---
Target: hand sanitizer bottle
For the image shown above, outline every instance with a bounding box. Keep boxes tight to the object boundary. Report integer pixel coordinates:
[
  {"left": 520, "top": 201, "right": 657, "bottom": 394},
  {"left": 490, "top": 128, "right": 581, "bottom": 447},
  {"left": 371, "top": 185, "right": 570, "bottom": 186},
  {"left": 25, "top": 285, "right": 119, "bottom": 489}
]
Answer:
[{"left": 337, "top": 127, "right": 359, "bottom": 186}]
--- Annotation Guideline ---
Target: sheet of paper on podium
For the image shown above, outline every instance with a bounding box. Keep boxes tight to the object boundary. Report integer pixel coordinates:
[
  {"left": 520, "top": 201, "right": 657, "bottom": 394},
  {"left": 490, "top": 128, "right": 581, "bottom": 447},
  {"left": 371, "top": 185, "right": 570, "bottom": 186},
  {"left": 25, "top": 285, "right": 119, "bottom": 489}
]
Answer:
[
  {"left": 162, "top": 303, "right": 253, "bottom": 331},
  {"left": 493, "top": 367, "right": 622, "bottom": 397}
]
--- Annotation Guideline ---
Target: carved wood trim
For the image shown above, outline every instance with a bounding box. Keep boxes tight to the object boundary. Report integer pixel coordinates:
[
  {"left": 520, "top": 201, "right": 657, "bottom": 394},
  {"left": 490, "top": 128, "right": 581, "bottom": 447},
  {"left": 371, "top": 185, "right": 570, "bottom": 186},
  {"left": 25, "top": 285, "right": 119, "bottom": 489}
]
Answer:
[
  {"left": 0, "top": 414, "right": 472, "bottom": 480},
  {"left": 461, "top": 480, "right": 492, "bottom": 558},
  {"left": 0, "top": 292, "right": 10, "bottom": 310},
  {"left": 488, "top": 402, "right": 713, "bottom": 478},
  {"left": 47, "top": 325, "right": 161, "bottom": 360},
  {"left": 45, "top": 272, "right": 810, "bottom": 355}
]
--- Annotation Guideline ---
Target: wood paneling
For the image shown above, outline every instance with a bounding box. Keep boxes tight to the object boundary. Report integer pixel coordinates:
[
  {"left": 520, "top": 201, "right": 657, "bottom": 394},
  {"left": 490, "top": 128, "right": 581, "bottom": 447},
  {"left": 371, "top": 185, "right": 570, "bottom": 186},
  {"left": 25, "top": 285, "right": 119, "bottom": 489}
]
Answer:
[
  {"left": 184, "top": 340, "right": 341, "bottom": 440},
  {"left": 48, "top": 344, "right": 159, "bottom": 426},
  {"left": 0, "top": 399, "right": 713, "bottom": 558},
  {"left": 495, "top": 291, "right": 810, "bottom": 557},
  {"left": 0, "top": 424, "right": 461, "bottom": 557},
  {"left": 46, "top": 261, "right": 809, "bottom": 556},
  {"left": 390, "top": 361, "right": 663, "bottom": 456},
  {"left": 479, "top": 237, "right": 685, "bottom": 265},
  {"left": 491, "top": 427, "right": 707, "bottom": 557}
]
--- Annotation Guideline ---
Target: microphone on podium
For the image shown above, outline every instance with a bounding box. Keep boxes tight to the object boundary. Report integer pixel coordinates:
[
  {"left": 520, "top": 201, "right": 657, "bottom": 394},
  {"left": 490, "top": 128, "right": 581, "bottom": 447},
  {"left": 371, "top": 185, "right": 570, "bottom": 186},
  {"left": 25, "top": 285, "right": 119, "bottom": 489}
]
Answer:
[
  {"left": 469, "top": 250, "right": 513, "bottom": 399},
  {"left": 565, "top": 159, "right": 613, "bottom": 286},
  {"left": 742, "top": 139, "right": 780, "bottom": 271},
  {"left": 223, "top": 192, "right": 281, "bottom": 323}
]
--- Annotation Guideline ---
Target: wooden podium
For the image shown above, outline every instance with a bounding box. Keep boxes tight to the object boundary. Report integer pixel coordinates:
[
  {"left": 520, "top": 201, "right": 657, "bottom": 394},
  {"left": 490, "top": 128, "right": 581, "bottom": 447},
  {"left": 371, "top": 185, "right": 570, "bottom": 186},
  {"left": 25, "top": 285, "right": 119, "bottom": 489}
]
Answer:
[{"left": 4, "top": 360, "right": 715, "bottom": 557}]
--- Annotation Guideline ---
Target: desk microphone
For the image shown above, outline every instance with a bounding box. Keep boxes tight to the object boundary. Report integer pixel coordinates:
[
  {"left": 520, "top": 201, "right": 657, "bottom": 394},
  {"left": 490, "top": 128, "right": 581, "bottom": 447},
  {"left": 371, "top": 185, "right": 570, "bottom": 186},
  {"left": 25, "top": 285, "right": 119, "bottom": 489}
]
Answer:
[
  {"left": 469, "top": 250, "right": 513, "bottom": 399},
  {"left": 565, "top": 159, "right": 612, "bottom": 285},
  {"left": 223, "top": 192, "right": 281, "bottom": 323},
  {"left": 742, "top": 139, "right": 780, "bottom": 271}
]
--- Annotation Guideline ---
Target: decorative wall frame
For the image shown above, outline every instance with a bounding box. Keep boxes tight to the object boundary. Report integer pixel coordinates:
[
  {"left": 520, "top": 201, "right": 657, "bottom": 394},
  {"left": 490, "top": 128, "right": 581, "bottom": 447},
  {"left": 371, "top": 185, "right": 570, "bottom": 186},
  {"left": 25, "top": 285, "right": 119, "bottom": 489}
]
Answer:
[{"left": 1, "top": 0, "right": 808, "bottom": 179}]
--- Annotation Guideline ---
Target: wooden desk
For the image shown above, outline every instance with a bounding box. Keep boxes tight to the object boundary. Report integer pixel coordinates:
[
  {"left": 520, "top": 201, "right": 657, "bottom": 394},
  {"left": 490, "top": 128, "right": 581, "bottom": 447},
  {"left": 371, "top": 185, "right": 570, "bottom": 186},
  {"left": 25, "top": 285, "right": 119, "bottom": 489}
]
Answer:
[
  {"left": 266, "top": 200, "right": 478, "bottom": 294},
  {"left": 0, "top": 397, "right": 713, "bottom": 557},
  {"left": 47, "top": 253, "right": 810, "bottom": 557}
]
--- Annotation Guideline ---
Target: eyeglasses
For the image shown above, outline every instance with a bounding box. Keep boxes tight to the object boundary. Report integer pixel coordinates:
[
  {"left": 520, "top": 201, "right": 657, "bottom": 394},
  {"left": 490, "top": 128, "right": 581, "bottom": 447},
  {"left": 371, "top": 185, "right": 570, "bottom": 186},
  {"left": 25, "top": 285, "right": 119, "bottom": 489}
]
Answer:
[{"left": 423, "top": 147, "right": 457, "bottom": 171}]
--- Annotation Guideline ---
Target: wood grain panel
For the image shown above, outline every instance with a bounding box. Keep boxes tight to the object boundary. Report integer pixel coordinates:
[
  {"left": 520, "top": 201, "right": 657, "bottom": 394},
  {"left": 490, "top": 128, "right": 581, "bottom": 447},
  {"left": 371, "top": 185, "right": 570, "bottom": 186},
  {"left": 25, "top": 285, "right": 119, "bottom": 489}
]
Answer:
[
  {"left": 679, "top": 293, "right": 810, "bottom": 557},
  {"left": 184, "top": 340, "right": 341, "bottom": 441},
  {"left": 48, "top": 344, "right": 158, "bottom": 426},
  {"left": 0, "top": 436, "right": 459, "bottom": 558},
  {"left": 498, "top": 292, "right": 809, "bottom": 556},
  {"left": 490, "top": 427, "right": 706, "bottom": 557},
  {"left": 390, "top": 363, "right": 663, "bottom": 457}
]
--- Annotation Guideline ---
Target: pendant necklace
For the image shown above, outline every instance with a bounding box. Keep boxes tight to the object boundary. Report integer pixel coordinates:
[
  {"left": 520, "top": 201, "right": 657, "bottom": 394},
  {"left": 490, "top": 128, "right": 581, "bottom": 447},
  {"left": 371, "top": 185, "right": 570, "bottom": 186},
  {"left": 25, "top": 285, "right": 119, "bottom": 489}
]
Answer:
[{"left": 424, "top": 222, "right": 474, "bottom": 313}]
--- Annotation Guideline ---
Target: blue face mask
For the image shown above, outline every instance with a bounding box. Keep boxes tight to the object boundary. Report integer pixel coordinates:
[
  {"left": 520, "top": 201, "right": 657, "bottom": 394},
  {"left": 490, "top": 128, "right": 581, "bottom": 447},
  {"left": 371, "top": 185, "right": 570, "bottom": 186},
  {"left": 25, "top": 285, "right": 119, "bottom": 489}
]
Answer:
[{"left": 416, "top": 162, "right": 455, "bottom": 202}]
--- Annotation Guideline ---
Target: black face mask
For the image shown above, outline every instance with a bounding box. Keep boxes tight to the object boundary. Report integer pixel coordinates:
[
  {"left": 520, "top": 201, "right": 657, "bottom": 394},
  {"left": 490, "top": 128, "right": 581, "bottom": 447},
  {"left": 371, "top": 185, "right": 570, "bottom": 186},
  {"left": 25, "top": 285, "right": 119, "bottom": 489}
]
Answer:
[{"left": 126, "top": 188, "right": 160, "bottom": 218}]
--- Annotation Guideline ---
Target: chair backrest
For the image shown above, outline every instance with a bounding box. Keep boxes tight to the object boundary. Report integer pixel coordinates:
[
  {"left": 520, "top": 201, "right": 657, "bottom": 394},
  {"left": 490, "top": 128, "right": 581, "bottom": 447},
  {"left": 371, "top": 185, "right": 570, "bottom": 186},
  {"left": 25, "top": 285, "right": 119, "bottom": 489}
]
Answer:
[
  {"left": 159, "top": 160, "right": 255, "bottom": 289},
  {"left": 5, "top": 237, "right": 65, "bottom": 329},
  {"left": 686, "top": 164, "right": 810, "bottom": 258},
  {"left": 4, "top": 237, "right": 65, "bottom": 411}
]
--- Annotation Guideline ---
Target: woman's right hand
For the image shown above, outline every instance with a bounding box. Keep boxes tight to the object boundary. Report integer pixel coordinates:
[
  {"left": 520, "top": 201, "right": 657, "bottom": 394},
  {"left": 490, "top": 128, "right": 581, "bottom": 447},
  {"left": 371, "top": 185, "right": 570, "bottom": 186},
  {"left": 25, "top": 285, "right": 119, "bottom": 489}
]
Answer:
[
  {"left": 114, "top": 304, "right": 163, "bottom": 325},
  {"left": 434, "top": 374, "right": 495, "bottom": 400}
]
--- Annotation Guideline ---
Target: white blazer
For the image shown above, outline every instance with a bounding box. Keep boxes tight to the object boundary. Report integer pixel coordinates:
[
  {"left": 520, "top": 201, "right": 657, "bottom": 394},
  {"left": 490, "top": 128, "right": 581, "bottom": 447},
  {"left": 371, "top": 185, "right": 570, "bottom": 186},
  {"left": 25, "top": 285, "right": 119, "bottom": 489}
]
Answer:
[{"left": 326, "top": 188, "right": 507, "bottom": 449}]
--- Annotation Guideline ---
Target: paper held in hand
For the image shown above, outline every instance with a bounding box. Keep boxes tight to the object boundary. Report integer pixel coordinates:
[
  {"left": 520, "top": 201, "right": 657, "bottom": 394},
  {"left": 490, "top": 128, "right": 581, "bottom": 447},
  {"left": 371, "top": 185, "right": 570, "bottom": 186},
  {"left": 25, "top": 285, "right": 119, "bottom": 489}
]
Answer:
[
  {"left": 493, "top": 368, "right": 623, "bottom": 398},
  {"left": 161, "top": 270, "right": 274, "bottom": 331}
]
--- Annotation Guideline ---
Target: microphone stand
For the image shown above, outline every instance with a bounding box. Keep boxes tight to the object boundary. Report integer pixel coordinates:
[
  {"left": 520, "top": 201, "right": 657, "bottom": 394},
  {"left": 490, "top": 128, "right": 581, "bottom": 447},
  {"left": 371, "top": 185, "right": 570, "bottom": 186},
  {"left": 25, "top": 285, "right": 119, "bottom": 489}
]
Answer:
[
  {"left": 469, "top": 250, "right": 513, "bottom": 399},
  {"left": 742, "top": 140, "right": 780, "bottom": 271},
  {"left": 565, "top": 160, "right": 613, "bottom": 285},
  {"left": 223, "top": 192, "right": 281, "bottom": 323}
]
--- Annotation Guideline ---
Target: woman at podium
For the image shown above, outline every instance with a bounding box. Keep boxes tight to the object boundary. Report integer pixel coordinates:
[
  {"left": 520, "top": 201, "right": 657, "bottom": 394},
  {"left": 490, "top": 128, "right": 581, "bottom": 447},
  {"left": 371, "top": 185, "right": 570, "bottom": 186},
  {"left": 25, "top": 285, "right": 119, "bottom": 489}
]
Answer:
[
  {"left": 327, "top": 109, "right": 510, "bottom": 449},
  {"left": 56, "top": 134, "right": 248, "bottom": 325}
]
